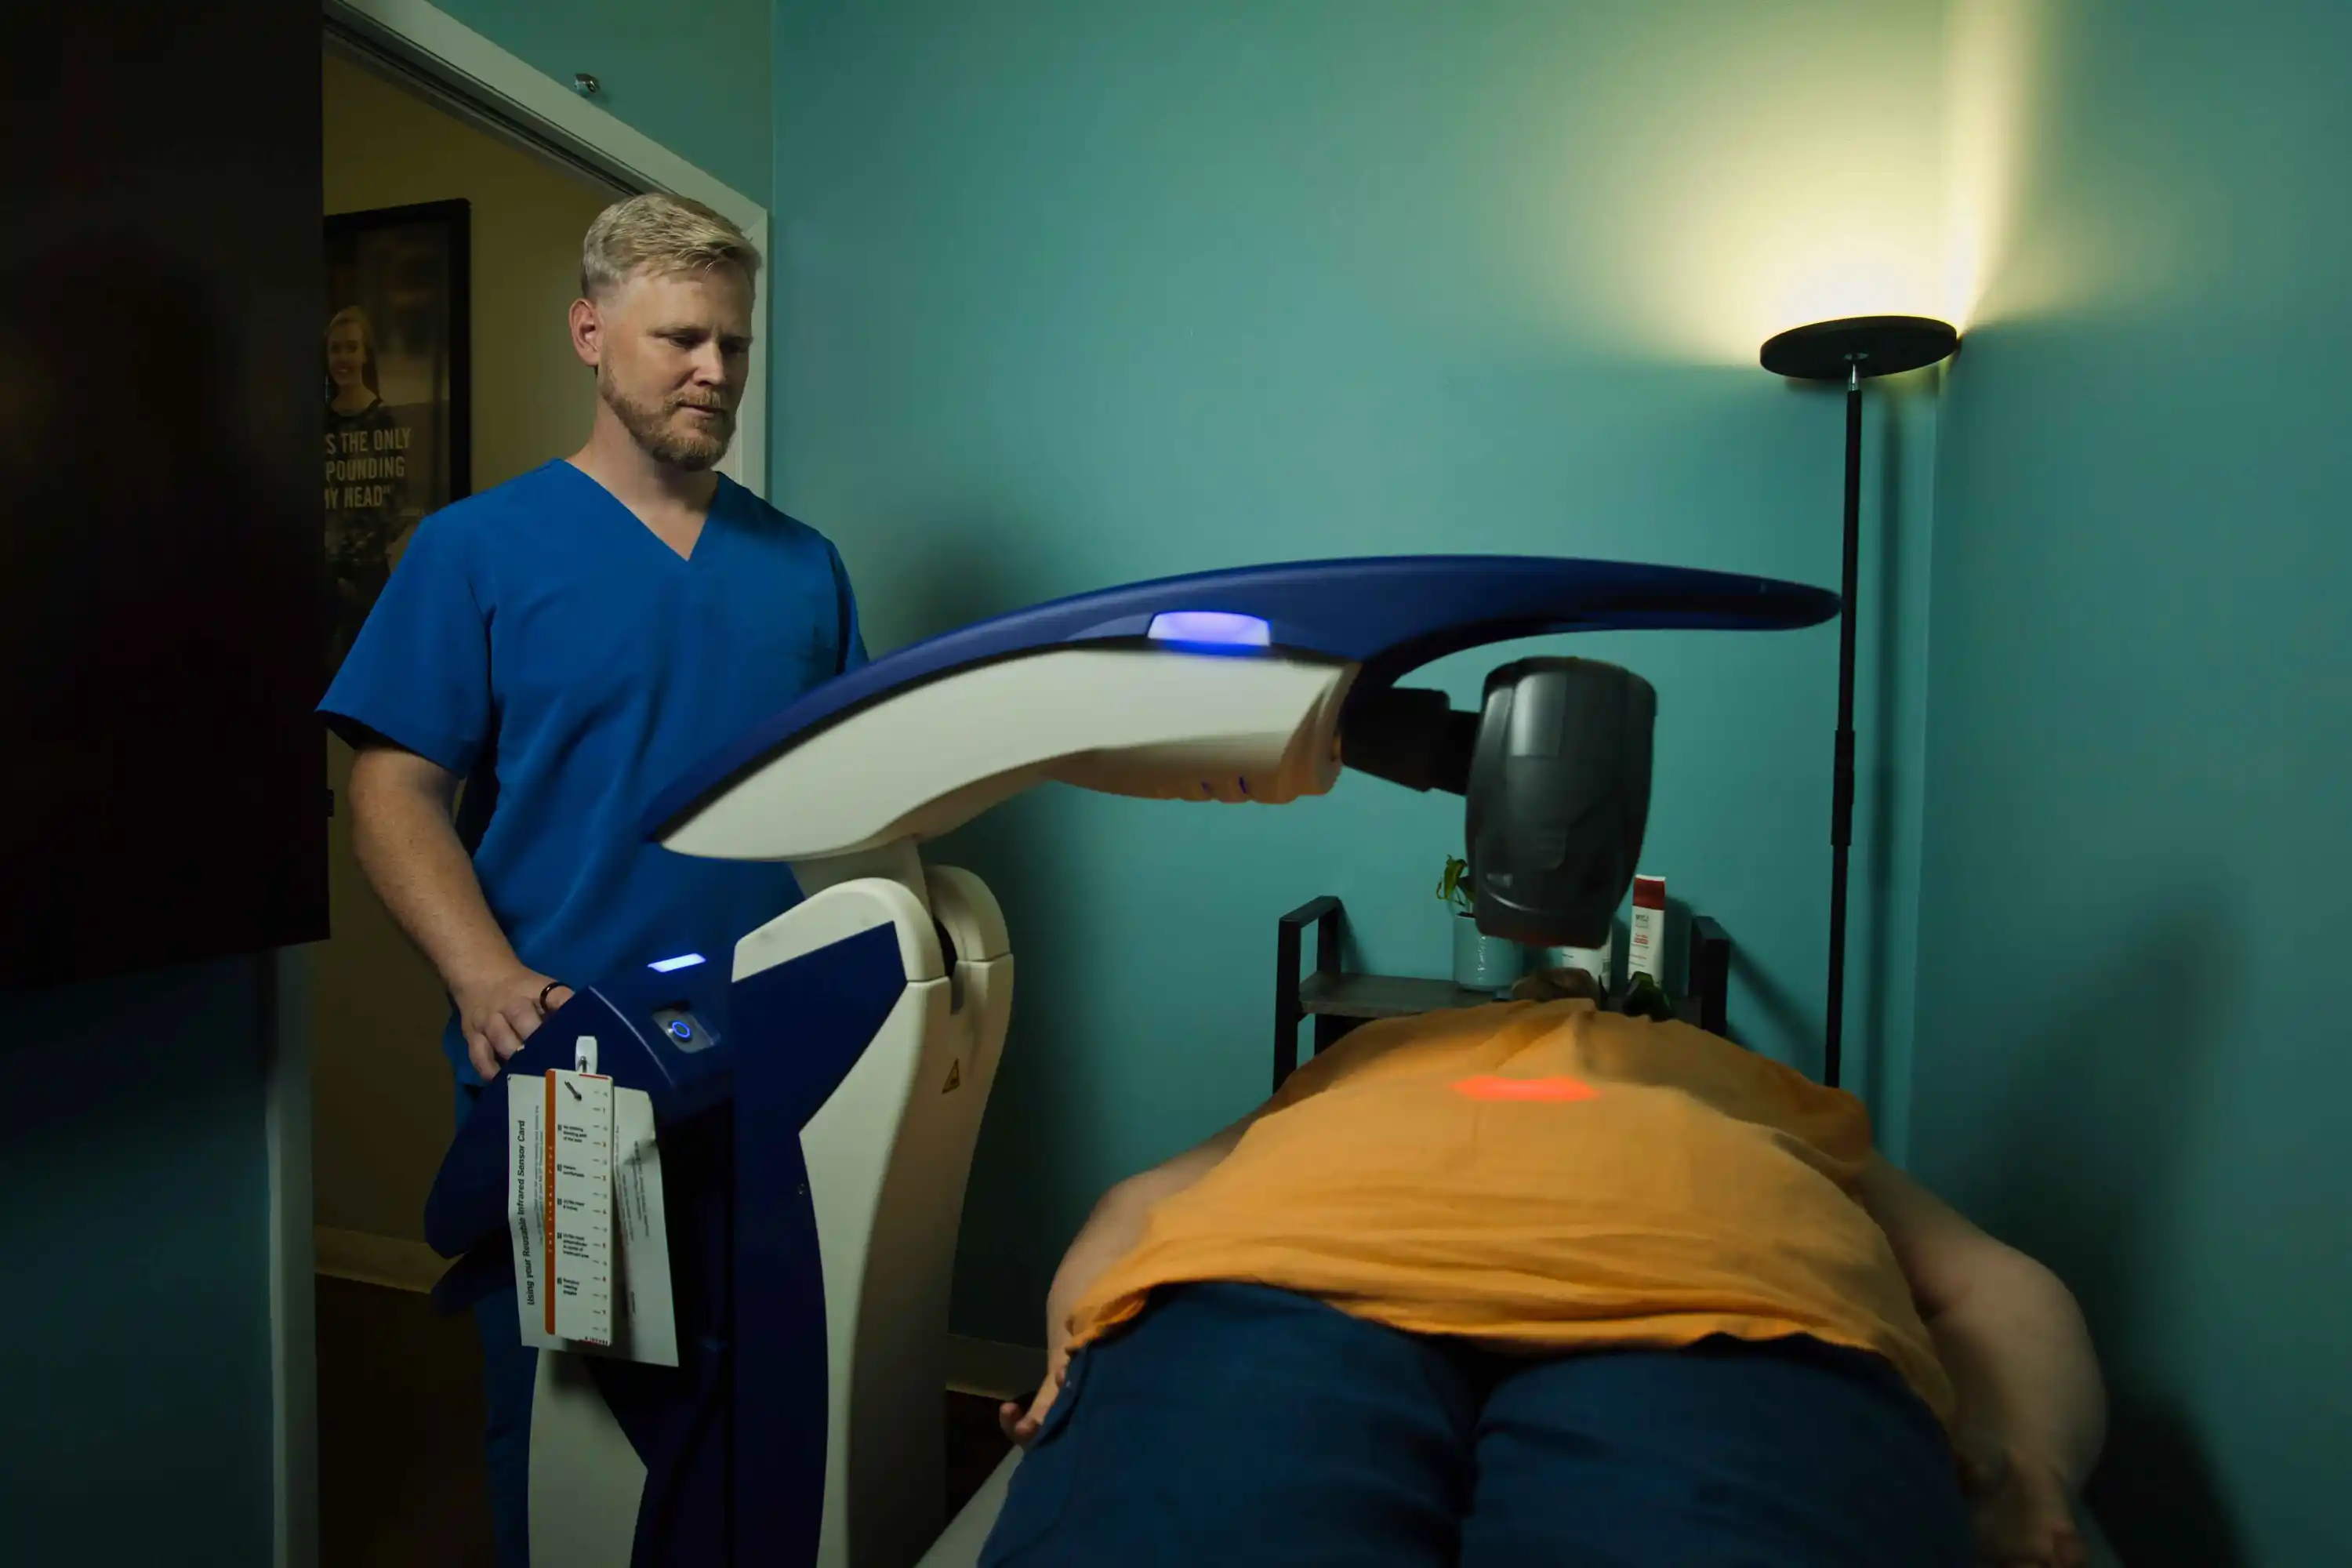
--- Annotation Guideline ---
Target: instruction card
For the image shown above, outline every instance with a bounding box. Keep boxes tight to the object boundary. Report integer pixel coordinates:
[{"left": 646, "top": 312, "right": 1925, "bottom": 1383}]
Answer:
[{"left": 506, "top": 1063, "right": 678, "bottom": 1367}]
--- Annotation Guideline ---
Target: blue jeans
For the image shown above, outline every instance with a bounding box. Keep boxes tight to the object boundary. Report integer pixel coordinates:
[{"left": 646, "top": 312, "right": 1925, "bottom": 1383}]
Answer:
[
  {"left": 982, "top": 1283, "right": 1969, "bottom": 1568},
  {"left": 456, "top": 1082, "right": 537, "bottom": 1568}
]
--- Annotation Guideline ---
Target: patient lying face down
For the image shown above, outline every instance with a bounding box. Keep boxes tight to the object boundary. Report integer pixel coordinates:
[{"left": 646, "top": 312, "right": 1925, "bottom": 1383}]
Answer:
[{"left": 981, "top": 975, "right": 2104, "bottom": 1568}]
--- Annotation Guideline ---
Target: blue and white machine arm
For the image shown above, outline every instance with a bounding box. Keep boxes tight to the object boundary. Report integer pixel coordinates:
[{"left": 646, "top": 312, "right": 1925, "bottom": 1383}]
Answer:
[{"left": 423, "top": 555, "right": 1835, "bottom": 1568}]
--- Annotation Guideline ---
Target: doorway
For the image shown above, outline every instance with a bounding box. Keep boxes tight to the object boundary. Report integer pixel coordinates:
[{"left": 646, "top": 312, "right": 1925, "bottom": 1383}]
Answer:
[{"left": 312, "top": 36, "right": 626, "bottom": 1566}]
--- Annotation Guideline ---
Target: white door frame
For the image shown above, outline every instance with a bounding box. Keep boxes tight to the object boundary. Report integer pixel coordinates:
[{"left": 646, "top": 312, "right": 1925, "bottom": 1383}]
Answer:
[{"left": 323, "top": 0, "right": 772, "bottom": 499}]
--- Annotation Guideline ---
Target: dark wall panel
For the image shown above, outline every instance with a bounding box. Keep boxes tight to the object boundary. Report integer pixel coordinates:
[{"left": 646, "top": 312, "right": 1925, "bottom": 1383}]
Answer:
[{"left": 2, "top": 2, "right": 328, "bottom": 985}]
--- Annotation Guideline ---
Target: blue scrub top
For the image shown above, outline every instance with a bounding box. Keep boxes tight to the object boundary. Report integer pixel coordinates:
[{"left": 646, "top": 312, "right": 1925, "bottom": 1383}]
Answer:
[{"left": 320, "top": 459, "right": 867, "bottom": 1084}]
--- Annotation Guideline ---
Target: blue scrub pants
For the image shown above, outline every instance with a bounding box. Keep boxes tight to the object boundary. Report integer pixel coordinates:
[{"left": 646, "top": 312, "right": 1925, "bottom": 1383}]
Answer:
[
  {"left": 982, "top": 1283, "right": 1969, "bottom": 1568},
  {"left": 456, "top": 1082, "right": 537, "bottom": 1568}
]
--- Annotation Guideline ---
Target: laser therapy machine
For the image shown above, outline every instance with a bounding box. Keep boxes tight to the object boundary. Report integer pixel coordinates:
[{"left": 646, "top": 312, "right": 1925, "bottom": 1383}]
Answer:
[{"left": 423, "top": 554, "right": 1839, "bottom": 1568}]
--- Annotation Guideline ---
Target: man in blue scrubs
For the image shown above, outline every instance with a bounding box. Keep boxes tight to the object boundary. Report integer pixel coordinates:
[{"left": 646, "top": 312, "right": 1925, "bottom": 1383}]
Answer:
[{"left": 319, "top": 193, "right": 864, "bottom": 1566}]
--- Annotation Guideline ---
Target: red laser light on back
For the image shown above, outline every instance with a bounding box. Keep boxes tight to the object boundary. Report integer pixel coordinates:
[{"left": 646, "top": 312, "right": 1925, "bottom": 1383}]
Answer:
[{"left": 1451, "top": 1075, "right": 1598, "bottom": 1103}]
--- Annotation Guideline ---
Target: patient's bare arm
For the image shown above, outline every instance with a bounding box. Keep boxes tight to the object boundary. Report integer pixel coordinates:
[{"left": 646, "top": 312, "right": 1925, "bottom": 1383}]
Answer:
[
  {"left": 1858, "top": 1158, "right": 2105, "bottom": 1568},
  {"left": 999, "top": 1116, "right": 1255, "bottom": 1446}
]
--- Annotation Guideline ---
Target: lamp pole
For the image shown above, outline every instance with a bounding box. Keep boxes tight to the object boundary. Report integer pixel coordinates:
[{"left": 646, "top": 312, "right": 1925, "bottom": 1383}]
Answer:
[
  {"left": 1759, "top": 316, "right": 1958, "bottom": 1088},
  {"left": 1825, "top": 360, "right": 1861, "bottom": 1089}
]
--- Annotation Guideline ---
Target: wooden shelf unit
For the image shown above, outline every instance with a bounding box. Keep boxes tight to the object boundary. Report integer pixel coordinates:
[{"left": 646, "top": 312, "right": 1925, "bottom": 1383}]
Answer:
[{"left": 1274, "top": 895, "right": 1733, "bottom": 1091}]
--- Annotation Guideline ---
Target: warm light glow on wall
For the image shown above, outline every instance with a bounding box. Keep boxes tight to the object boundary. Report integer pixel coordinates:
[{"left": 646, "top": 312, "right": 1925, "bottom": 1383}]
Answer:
[
  {"left": 1944, "top": 0, "right": 2044, "bottom": 332},
  {"left": 1614, "top": 186, "right": 1949, "bottom": 364},
  {"left": 1520, "top": 2, "right": 2045, "bottom": 363}
]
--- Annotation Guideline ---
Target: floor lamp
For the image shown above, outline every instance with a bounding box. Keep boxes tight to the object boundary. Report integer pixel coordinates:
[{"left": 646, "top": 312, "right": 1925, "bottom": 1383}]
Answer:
[{"left": 1759, "top": 315, "right": 1958, "bottom": 1088}]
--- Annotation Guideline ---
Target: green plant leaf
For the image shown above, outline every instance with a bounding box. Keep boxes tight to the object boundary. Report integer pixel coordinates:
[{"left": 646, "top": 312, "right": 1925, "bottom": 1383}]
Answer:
[{"left": 1438, "top": 854, "right": 1473, "bottom": 910}]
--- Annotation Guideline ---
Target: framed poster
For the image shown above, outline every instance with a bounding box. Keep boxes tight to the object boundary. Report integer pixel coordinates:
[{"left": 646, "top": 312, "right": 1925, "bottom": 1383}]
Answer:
[{"left": 322, "top": 198, "right": 471, "bottom": 668}]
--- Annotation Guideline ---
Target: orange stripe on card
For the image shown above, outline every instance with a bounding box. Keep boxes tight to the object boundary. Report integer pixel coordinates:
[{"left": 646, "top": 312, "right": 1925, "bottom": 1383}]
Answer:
[{"left": 543, "top": 1072, "right": 557, "bottom": 1338}]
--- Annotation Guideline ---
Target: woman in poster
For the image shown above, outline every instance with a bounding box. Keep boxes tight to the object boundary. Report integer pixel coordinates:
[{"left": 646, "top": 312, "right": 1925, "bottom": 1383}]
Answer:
[{"left": 324, "top": 303, "right": 408, "bottom": 662}]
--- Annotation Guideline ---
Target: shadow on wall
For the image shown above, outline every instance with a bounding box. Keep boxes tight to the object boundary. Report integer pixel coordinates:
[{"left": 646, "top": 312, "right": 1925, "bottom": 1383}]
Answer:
[
  {"left": 1958, "top": 901, "right": 2245, "bottom": 1568},
  {"left": 2095, "top": 1389, "right": 2241, "bottom": 1568},
  {"left": 1728, "top": 942, "right": 1811, "bottom": 1059},
  {"left": 878, "top": 506, "right": 1105, "bottom": 1335},
  {"left": 1857, "top": 368, "right": 1912, "bottom": 1104},
  {"left": 873, "top": 499, "right": 1078, "bottom": 1020},
  {"left": 881, "top": 502, "right": 1083, "bottom": 1088}
]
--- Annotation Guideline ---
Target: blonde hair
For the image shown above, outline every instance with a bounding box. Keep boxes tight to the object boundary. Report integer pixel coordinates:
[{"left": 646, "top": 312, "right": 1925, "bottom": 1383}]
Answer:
[
  {"left": 324, "top": 304, "right": 378, "bottom": 397},
  {"left": 325, "top": 304, "right": 374, "bottom": 346},
  {"left": 580, "top": 193, "right": 761, "bottom": 299}
]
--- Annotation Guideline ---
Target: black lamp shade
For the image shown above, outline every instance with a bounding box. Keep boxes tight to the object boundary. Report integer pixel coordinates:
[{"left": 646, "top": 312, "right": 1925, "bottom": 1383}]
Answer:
[{"left": 1760, "top": 315, "right": 1959, "bottom": 381}]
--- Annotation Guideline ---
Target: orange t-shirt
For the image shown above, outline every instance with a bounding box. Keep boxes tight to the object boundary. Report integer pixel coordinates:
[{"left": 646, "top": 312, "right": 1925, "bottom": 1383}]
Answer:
[{"left": 1067, "top": 1000, "right": 1952, "bottom": 1425}]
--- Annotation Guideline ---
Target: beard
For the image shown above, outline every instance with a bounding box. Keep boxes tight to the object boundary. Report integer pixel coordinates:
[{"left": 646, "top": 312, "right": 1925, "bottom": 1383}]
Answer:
[{"left": 600, "top": 372, "right": 735, "bottom": 471}]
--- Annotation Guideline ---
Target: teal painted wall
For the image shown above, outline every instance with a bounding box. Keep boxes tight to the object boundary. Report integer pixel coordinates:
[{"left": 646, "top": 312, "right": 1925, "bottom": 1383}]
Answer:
[
  {"left": 0, "top": 958, "right": 277, "bottom": 1565},
  {"left": 772, "top": 0, "right": 1952, "bottom": 1342},
  {"left": 434, "top": 0, "right": 772, "bottom": 201},
  {"left": 1915, "top": 4, "right": 2352, "bottom": 1565}
]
